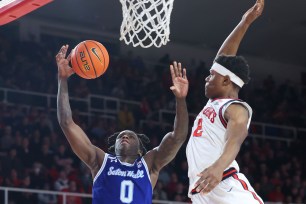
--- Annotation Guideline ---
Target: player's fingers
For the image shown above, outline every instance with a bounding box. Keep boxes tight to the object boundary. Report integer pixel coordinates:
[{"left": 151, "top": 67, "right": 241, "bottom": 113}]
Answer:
[
  {"left": 183, "top": 68, "right": 187, "bottom": 79},
  {"left": 200, "top": 177, "right": 215, "bottom": 193},
  {"left": 170, "top": 86, "right": 176, "bottom": 91},
  {"left": 256, "top": 0, "right": 264, "bottom": 10},
  {"left": 67, "top": 53, "right": 72, "bottom": 62},
  {"left": 170, "top": 86, "right": 178, "bottom": 95},
  {"left": 173, "top": 61, "right": 179, "bottom": 77},
  {"left": 63, "top": 45, "right": 69, "bottom": 57},
  {"left": 257, "top": 0, "right": 264, "bottom": 6},
  {"left": 178, "top": 62, "right": 182, "bottom": 77},
  {"left": 56, "top": 45, "right": 66, "bottom": 58},
  {"left": 68, "top": 68, "right": 75, "bottom": 75},
  {"left": 194, "top": 177, "right": 205, "bottom": 188},
  {"left": 60, "top": 45, "right": 66, "bottom": 54},
  {"left": 202, "top": 182, "right": 218, "bottom": 195},
  {"left": 170, "top": 65, "right": 176, "bottom": 81},
  {"left": 196, "top": 178, "right": 208, "bottom": 193}
]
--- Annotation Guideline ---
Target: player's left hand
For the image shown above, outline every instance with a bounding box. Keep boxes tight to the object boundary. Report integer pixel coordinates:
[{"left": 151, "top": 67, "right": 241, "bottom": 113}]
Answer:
[
  {"left": 241, "top": 0, "right": 264, "bottom": 26},
  {"left": 56, "top": 44, "right": 75, "bottom": 80},
  {"left": 194, "top": 164, "right": 224, "bottom": 195},
  {"left": 169, "top": 61, "right": 189, "bottom": 99}
]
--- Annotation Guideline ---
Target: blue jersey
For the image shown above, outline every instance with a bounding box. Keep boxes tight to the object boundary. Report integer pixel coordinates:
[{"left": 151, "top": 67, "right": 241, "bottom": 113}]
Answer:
[{"left": 92, "top": 153, "right": 152, "bottom": 204}]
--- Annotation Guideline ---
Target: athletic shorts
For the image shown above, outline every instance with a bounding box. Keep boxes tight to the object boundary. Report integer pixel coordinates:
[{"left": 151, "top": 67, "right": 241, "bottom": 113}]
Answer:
[{"left": 190, "top": 173, "right": 263, "bottom": 204}]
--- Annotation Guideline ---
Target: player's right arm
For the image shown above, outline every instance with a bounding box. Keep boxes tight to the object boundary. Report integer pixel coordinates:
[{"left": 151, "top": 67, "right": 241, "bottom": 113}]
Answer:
[
  {"left": 144, "top": 62, "right": 189, "bottom": 187},
  {"left": 56, "top": 45, "right": 105, "bottom": 175},
  {"left": 216, "top": 0, "right": 264, "bottom": 57}
]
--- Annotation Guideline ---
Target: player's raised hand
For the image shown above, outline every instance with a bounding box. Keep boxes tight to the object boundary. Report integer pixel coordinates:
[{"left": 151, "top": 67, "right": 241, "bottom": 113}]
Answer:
[
  {"left": 241, "top": 0, "right": 264, "bottom": 26},
  {"left": 170, "top": 61, "right": 189, "bottom": 99},
  {"left": 55, "top": 45, "right": 74, "bottom": 79},
  {"left": 194, "top": 164, "right": 224, "bottom": 195}
]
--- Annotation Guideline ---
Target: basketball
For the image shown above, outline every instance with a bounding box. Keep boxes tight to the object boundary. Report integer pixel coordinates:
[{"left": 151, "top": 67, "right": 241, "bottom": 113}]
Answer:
[{"left": 70, "top": 40, "right": 109, "bottom": 79}]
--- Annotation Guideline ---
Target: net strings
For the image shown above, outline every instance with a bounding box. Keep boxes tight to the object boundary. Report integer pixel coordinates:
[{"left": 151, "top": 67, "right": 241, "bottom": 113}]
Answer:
[{"left": 119, "top": 0, "right": 174, "bottom": 48}]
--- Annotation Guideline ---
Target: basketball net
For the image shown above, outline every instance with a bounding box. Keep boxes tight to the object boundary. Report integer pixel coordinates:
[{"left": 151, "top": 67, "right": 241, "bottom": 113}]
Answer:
[{"left": 119, "top": 0, "right": 175, "bottom": 48}]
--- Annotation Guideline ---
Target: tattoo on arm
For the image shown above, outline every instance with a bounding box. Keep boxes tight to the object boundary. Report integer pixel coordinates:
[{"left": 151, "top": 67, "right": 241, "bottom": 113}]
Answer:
[{"left": 57, "top": 79, "right": 72, "bottom": 124}]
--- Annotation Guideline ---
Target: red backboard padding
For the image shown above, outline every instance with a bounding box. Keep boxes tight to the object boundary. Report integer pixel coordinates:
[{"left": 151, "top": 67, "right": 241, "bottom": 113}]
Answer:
[{"left": 0, "top": 0, "right": 53, "bottom": 26}]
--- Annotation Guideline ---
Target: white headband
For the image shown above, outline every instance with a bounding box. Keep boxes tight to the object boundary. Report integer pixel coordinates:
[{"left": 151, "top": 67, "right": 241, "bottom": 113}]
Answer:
[{"left": 210, "top": 63, "right": 245, "bottom": 88}]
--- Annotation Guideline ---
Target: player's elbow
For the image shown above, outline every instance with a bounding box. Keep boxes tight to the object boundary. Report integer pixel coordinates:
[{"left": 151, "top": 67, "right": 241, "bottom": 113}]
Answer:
[{"left": 170, "top": 131, "right": 188, "bottom": 144}]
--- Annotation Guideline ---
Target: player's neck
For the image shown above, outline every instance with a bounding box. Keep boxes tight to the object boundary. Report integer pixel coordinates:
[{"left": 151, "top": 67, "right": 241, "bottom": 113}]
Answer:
[
  {"left": 117, "top": 155, "right": 139, "bottom": 164},
  {"left": 212, "top": 92, "right": 238, "bottom": 100},
  {"left": 223, "top": 89, "right": 239, "bottom": 99}
]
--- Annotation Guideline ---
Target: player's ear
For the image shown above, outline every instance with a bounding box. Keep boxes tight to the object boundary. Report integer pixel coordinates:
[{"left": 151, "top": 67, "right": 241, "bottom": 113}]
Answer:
[{"left": 223, "top": 75, "right": 231, "bottom": 86}]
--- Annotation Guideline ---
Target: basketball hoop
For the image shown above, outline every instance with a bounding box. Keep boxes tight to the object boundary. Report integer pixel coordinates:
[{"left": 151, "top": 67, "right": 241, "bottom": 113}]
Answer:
[
  {"left": 119, "top": 0, "right": 175, "bottom": 48},
  {"left": 0, "top": 0, "right": 53, "bottom": 26}
]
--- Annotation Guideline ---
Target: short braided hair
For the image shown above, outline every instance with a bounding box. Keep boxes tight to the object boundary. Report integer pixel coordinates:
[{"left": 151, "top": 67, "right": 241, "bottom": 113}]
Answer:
[
  {"left": 107, "top": 132, "right": 150, "bottom": 156},
  {"left": 215, "top": 55, "right": 251, "bottom": 86}
]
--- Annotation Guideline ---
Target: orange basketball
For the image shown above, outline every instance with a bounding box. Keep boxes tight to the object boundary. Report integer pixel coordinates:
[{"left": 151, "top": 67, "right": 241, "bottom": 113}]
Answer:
[{"left": 70, "top": 40, "right": 109, "bottom": 79}]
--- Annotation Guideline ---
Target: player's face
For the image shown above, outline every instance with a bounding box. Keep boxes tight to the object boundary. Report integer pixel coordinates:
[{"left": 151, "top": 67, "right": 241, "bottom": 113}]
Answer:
[
  {"left": 205, "top": 70, "right": 225, "bottom": 99},
  {"left": 115, "top": 130, "right": 140, "bottom": 155}
]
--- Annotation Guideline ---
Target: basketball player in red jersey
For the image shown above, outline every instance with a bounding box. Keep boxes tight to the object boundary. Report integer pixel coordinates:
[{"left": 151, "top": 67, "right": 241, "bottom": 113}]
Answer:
[{"left": 185, "top": 0, "right": 265, "bottom": 203}]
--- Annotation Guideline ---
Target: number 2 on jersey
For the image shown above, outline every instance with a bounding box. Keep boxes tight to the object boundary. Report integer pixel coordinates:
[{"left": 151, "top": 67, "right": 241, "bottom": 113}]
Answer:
[{"left": 193, "top": 118, "right": 203, "bottom": 137}]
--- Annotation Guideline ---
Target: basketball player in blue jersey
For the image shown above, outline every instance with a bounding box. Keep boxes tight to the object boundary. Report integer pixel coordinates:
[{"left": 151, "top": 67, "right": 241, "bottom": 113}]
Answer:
[
  {"left": 185, "top": 0, "right": 265, "bottom": 203},
  {"left": 55, "top": 47, "right": 189, "bottom": 204}
]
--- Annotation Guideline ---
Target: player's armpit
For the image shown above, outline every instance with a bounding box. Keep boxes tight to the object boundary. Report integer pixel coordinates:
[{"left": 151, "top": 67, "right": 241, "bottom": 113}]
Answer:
[{"left": 60, "top": 121, "right": 105, "bottom": 172}]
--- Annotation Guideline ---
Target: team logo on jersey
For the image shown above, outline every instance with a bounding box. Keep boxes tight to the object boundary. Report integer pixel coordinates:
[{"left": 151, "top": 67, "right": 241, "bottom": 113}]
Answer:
[
  {"left": 202, "top": 107, "right": 217, "bottom": 123},
  {"left": 110, "top": 157, "right": 118, "bottom": 163},
  {"left": 107, "top": 167, "right": 144, "bottom": 178},
  {"left": 137, "top": 161, "right": 142, "bottom": 168}
]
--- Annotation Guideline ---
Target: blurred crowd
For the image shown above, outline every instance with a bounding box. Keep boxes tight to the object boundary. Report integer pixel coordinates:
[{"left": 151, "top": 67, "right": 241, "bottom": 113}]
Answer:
[{"left": 0, "top": 32, "right": 305, "bottom": 203}]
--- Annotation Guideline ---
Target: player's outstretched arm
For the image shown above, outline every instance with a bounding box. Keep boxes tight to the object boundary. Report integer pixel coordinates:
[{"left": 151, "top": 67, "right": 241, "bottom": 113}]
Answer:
[
  {"left": 145, "top": 62, "right": 189, "bottom": 183},
  {"left": 56, "top": 45, "right": 104, "bottom": 174},
  {"left": 193, "top": 104, "right": 249, "bottom": 195},
  {"left": 216, "top": 0, "right": 264, "bottom": 57}
]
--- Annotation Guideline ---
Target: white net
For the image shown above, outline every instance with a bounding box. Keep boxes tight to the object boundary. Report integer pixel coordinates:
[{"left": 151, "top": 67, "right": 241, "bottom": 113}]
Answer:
[{"left": 119, "top": 0, "right": 175, "bottom": 48}]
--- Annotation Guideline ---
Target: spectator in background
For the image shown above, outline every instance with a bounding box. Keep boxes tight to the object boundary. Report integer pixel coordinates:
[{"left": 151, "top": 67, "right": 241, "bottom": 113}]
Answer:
[
  {"left": 267, "top": 185, "right": 285, "bottom": 202},
  {"left": 74, "top": 80, "right": 89, "bottom": 98},
  {"left": 139, "top": 96, "right": 152, "bottom": 119},
  {"left": 118, "top": 104, "right": 135, "bottom": 130},
  {"left": 110, "top": 81, "right": 126, "bottom": 99},
  {"left": 153, "top": 180, "right": 168, "bottom": 200},
  {"left": 60, "top": 180, "right": 84, "bottom": 204},
  {"left": 54, "top": 169, "right": 69, "bottom": 191},
  {"left": 90, "top": 118, "right": 108, "bottom": 140},
  {"left": 54, "top": 144, "right": 74, "bottom": 168},
  {"left": 0, "top": 125, "right": 14, "bottom": 151},
  {"left": 38, "top": 183, "right": 57, "bottom": 204},
  {"left": 39, "top": 143, "right": 54, "bottom": 168},
  {"left": 30, "top": 162, "right": 47, "bottom": 189},
  {"left": 155, "top": 53, "right": 171, "bottom": 75},
  {"left": 4, "top": 168, "right": 22, "bottom": 187},
  {"left": 18, "top": 137, "right": 34, "bottom": 169},
  {"left": 166, "top": 172, "right": 179, "bottom": 199},
  {"left": 15, "top": 175, "right": 38, "bottom": 204},
  {"left": 2, "top": 148, "right": 23, "bottom": 176},
  {"left": 172, "top": 182, "right": 188, "bottom": 202}
]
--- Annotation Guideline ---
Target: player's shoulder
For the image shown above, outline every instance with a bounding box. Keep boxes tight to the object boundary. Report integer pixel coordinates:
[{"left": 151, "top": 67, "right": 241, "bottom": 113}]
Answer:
[
  {"left": 209, "top": 98, "right": 244, "bottom": 108},
  {"left": 224, "top": 101, "right": 252, "bottom": 121},
  {"left": 216, "top": 98, "right": 252, "bottom": 118}
]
